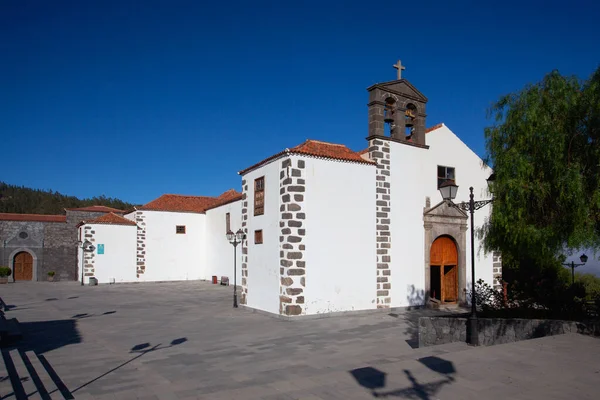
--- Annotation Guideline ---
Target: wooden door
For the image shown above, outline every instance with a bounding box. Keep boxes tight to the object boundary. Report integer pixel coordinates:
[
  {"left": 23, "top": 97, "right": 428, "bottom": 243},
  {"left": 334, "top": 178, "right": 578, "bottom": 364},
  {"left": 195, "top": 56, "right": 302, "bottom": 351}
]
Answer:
[
  {"left": 430, "top": 237, "right": 458, "bottom": 303},
  {"left": 13, "top": 252, "right": 33, "bottom": 281},
  {"left": 443, "top": 265, "right": 458, "bottom": 302}
]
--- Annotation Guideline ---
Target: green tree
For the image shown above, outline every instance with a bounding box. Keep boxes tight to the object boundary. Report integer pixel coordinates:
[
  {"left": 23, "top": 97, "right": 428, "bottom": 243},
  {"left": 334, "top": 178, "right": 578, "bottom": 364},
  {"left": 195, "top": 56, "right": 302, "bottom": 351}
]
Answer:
[{"left": 482, "top": 67, "right": 600, "bottom": 309}]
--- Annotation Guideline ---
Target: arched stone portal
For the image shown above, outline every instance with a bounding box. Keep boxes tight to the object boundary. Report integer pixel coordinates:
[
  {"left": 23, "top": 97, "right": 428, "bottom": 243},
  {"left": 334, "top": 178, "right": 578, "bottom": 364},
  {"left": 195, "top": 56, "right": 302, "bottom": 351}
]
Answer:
[
  {"left": 423, "top": 199, "right": 468, "bottom": 305},
  {"left": 13, "top": 251, "right": 34, "bottom": 281},
  {"left": 430, "top": 236, "right": 458, "bottom": 303}
]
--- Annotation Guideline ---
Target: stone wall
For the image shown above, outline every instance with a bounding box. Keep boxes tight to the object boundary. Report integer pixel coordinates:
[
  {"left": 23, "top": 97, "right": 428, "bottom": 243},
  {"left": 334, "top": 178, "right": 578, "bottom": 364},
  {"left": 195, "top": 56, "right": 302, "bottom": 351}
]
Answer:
[
  {"left": 418, "top": 316, "right": 600, "bottom": 347},
  {"left": 82, "top": 225, "right": 96, "bottom": 280},
  {"left": 369, "top": 138, "right": 392, "bottom": 308},
  {"left": 493, "top": 251, "right": 502, "bottom": 290},
  {"left": 44, "top": 222, "right": 78, "bottom": 280},
  {"left": 0, "top": 210, "right": 126, "bottom": 281},
  {"left": 0, "top": 220, "right": 44, "bottom": 281},
  {"left": 240, "top": 178, "right": 249, "bottom": 305},
  {"left": 135, "top": 211, "right": 147, "bottom": 278},
  {"left": 278, "top": 157, "right": 306, "bottom": 316},
  {"left": 0, "top": 220, "right": 77, "bottom": 281}
]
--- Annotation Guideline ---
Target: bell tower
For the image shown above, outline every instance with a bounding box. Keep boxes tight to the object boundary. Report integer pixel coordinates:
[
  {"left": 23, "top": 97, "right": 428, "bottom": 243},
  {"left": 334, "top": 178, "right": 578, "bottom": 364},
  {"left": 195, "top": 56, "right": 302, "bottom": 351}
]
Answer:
[{"left": 366, "top": 60, "right": 428, "bottom": 147}]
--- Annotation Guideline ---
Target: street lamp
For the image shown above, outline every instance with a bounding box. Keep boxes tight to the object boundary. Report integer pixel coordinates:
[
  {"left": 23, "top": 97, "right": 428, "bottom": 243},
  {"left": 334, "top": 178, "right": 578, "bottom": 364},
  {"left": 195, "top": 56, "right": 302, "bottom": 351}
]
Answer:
[
  {"left": 439, "top": 180, "right": 493, "bottom": 346},
  {"left": 77, "top": 240, "right": 95, "bottom": 286},
  {"left": 562, "top": 253, "right": 588, "bottom": 286},
  {"left": 226, "top": 228, "right": 246, "bottom": 308}
]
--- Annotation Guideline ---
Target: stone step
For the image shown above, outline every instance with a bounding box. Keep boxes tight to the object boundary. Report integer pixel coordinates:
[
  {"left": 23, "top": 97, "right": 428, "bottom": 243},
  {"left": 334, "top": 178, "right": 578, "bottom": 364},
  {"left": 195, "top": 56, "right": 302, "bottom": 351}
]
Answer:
[
  {"left": 10, "top": 349, "right": 41, "bottom": 399},
  {"left": 24, "top": 351, "right": 65, "bottom": 400},
  {"left": 1, "top": 349, "right": 68, "bottom": 400},
  {"left": 0, "top": 350, "right": 12, "bottom": 399}
]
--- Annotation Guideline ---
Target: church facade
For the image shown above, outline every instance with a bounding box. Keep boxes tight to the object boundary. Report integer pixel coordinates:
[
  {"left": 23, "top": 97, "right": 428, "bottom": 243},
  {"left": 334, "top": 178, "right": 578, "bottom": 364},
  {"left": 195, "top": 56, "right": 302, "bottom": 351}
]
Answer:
[
  {"left": 1, "top": 65, "right": 500, "bottom": 317},
  {"left": 237, "top": 72, "right": 497, "bottom": 315}
]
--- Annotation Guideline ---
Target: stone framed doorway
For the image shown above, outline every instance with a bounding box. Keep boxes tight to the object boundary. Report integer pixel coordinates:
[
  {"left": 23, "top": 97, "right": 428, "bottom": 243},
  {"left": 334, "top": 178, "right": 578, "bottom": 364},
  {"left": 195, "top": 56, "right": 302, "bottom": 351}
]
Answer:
[
  {"left": 9, "top": 248, "right": 39, "bottom": 282},
  {"left": 429, "top": 236, "right": 459, "bottom": 303},
  {"left": 423, "top": 199, "right": 468, "bottom": 305},
  {"left": 13, "top": 251, "right": 34, "bottom": 281}
]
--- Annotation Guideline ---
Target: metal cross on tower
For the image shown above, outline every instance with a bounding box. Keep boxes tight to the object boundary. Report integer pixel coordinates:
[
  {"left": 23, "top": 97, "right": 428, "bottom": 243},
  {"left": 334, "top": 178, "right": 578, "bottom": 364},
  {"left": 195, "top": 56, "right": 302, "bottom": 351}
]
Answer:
[{"left": 393, "top": 60, "right": 406, "bottom": 80}]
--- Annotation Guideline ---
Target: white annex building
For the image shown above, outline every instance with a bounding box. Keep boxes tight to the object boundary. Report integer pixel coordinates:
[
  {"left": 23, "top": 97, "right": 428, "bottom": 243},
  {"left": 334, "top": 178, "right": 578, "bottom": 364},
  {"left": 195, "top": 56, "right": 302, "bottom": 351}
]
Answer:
[{"left": 78, "top": 65, "right": 500, "bottom": 317}]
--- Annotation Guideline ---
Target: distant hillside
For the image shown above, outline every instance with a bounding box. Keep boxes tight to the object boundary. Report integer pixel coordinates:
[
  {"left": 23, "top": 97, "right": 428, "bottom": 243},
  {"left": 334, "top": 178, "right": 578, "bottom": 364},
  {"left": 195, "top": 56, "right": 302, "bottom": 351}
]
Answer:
[{"left": 0, "top": 182, "right": 136, "bottom": 215}]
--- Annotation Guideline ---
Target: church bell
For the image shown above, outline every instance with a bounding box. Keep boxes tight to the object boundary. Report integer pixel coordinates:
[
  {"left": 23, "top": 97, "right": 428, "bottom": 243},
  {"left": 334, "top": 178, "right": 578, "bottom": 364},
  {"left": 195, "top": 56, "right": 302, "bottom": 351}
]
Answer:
[{"left": 384, "top": 105, "right": 395, "bottom": 123}]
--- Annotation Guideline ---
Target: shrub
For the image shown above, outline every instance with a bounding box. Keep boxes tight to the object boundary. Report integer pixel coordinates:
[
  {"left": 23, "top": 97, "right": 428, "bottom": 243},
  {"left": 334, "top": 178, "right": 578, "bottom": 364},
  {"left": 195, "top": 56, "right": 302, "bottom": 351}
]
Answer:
[
  {"left": 0, "top": 267, "right": 12, "bottom": 277},
  {"left": 47, "top": 271, "right": 56, "bottom": 277}
]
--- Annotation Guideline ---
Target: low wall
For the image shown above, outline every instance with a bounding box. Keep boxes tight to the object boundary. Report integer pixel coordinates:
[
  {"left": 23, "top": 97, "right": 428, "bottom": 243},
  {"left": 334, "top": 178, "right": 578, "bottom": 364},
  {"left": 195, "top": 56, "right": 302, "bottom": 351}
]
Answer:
[{"left": 419, "top": 317, "right": 600, "bottom": 347}]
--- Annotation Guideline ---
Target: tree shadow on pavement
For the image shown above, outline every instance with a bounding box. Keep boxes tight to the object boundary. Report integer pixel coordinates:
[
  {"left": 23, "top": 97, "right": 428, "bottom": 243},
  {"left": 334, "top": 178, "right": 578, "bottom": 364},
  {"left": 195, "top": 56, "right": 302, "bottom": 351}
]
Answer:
[{"left": 350, "top": 356, "right": 456, "bottom": 399}]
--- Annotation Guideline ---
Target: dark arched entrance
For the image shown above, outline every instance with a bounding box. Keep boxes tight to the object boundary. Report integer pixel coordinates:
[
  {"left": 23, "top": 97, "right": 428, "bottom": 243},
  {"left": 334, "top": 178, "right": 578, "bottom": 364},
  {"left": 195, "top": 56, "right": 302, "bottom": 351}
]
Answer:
[
  {"left": 430, "top": 236, "right": 458, "bottom": 303},
  {"left": 13, "top": 251, "right": 34, "bottom": 281}
]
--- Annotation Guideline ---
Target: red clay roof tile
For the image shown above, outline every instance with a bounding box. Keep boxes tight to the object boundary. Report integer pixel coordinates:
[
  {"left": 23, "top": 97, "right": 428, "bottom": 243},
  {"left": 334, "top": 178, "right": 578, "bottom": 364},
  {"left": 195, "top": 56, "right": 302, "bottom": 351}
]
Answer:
[
  {"left": 425, "top": 123, "right": 444, "bottom": 133},
  {"left": 0, "top": 213, "right": 66, "bottom": 223},
  {"left": 84, "top": 212, "right": 137, "bottom": 226},
  {"left": 139, "top": 189, "right": 242, "bottom": 213},
  {"left": 66, "top": 206, "right": 126, "bottom": 213},
  {"left": 239, "top": 139, "right": 375, "bottom": 175}
]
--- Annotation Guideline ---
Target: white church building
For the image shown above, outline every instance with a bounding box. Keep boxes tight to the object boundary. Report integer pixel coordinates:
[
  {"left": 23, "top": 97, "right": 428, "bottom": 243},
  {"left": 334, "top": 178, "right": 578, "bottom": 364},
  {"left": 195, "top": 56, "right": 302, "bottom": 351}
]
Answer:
[{"left": 78, "top": 66, "right": 500, "bottom": 317}]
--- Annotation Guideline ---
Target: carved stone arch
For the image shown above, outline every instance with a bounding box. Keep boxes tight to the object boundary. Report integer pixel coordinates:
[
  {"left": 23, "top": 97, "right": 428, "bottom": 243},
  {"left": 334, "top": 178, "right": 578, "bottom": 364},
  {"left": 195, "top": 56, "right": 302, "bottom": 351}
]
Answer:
[
  {"left": 381, "top": 93, "right": 399, "bottom": 104},
  {"left": 423, "top": 200, "right": 468, "bottom": 305},
  {"left": 8, "top": 247, "right": 40, "bottom": 282}
]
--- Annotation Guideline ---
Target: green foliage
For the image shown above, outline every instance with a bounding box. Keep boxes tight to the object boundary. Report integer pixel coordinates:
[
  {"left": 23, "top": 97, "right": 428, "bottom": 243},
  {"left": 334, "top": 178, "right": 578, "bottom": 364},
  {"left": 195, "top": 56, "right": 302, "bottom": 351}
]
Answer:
[
  {"left": 482, "top": 67, "right": 600, "bottom": 312},
  {"left": 47, "top": 271, "right": 56, "bottom": 277},
  {"left": 0, "top": 267, "right": 12, "bottom": 277},
  {"left": 0, "top": 181, "right": 136, "bottom": 214},
  {"left": 576, "top": 272, "right": 600, "bottom": 300},
  {"left": 483, "top": 67, "right": 600, "bottom": 266}
]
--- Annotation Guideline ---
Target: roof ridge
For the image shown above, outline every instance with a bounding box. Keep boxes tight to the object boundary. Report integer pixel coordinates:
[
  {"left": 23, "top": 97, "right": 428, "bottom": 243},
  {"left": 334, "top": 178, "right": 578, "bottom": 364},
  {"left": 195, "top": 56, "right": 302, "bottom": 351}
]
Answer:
[
  {"left": 302, "top": 139, "right": 347, "bottom": 147},
  {"left": 162, "top": 194, "right": 216, "bottom": 198}
]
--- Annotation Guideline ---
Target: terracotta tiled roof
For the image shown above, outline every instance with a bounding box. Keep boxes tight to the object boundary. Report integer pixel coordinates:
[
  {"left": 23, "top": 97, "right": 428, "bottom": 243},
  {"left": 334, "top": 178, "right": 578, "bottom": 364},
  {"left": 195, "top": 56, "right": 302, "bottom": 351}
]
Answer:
[
  {"left": 205, "top": 190, "right": 243, "bottom": 211},
  {"left": 139, "top": 189, "right": 242, "bottom": 213},
  {"left": 425, "top": 123, "right": 444, "bottom": 133},
  {"left": 65, "top": 205, "right": 126, "bottom": 213},
  {"left": 138, "top": 194, "right": 216, "bottom": 213},
  {"left": 0, "top": 213, "right": 66, "bottom": 223},
  {"left": 239, "top": 139, "right": 375, "bottom": 175},
  {"left": 358, "top": 148, "right": 369, "bottom": 155},
  {"left": 84, "top": 212, "right": 137, "bottom": 226}
]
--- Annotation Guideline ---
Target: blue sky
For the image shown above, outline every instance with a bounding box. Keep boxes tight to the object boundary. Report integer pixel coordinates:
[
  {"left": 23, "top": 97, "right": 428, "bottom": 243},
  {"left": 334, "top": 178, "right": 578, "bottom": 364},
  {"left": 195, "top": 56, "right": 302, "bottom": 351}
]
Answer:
[{"left": 2, "top": 1, "right": 599, "bottom": 273}]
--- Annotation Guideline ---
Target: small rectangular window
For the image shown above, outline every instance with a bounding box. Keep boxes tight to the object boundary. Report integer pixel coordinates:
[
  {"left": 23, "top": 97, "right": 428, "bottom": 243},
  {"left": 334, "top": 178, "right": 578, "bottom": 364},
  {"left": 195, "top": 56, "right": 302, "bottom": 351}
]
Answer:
[
  {"left": 437, "top": 166, "right": 455, "bottom": 188},
  {"left": 254, "top": 229, "right": 263, "bottom": 244},
  {"left": 176, "top": 225, "right": 186, "bottom": 234},
  {"left": 225, "top": 212, "right": 231, "bottom": 233},
  {"left": 254, "top": 176, "right": 265, "bottom": 216}
]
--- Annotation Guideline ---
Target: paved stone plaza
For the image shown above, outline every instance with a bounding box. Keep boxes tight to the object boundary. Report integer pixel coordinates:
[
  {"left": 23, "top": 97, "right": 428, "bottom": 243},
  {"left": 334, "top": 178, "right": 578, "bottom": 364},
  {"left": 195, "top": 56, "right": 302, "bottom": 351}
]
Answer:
[{"left": 1, "top": 281, "right": 599, "bottom": 399}]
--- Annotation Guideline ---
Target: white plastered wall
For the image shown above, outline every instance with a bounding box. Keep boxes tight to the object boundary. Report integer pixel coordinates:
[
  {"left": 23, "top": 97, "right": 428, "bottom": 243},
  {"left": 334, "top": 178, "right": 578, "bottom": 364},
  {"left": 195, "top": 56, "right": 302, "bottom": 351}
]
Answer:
[
  {"left": 243, "top": 160, "right": 281, "bottom": 314},
  {"left": 303, "top": 157, "right": 377, "bottom": 314},
  {"left": 141, "top": 211, "right": 206, "bottom": 281},
  {"left": 205, "top": 199, "right": 242, "bottom": 283},
  {"left": 388, "top": 124, "right": 494, "bottom": 307},
  {"left": 85, "top": 223, "right": 137, "bottom": 284},
  {"left": 426, "top": 124, "right": 494, "bottom": 287}
]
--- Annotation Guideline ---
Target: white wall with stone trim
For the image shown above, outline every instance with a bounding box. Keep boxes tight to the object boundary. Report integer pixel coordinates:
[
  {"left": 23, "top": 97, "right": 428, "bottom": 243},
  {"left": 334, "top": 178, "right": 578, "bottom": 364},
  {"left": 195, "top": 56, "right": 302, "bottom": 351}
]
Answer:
[
  {"left": 83, "top": 223, "right": 137, "bottom": 284},
  {"left": 140, "top": 210, "right": 206, "bottom": 282},
  {"left": 388, "top": 141, "right": 429, "bottom": 307},
  {"left": 303, "top": 156, "right": 377, "bottom": 314},
  {"left": 205, "top": 199, "right": 242, "bottom": 283},
  {"left": 426, "top": 125, "right": 494, "bottom": 288},
  {"left": 242, "top": 159, "right": 281, "bottom": 314},
  {"left": 387, "top": 124, "right": 494, "bottom": 308}
]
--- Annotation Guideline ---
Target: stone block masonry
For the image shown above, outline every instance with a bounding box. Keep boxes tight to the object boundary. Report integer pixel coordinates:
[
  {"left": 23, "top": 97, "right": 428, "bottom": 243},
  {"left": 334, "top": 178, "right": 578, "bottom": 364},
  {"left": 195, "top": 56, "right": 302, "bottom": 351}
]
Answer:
[
  {"left": 493, "top": 251, "right": 502, "bottom": 290},
  {"left": 370, "top": 139, "right": 392, "bottom": 308},
  {"left": 135, "top": 211, "right": 147, "bottom": 278},
  {"left": 418, "top": 316, "right": 600, "bottom": 347},
  {"left": 279, "top": 158, "right": 306, "bottom": 316},
  {"left": 240, "top": 179, "right": 249, "bottom": 305},
  {"left": 83, "top": 225, "right": 96, "bottom": 279}
]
